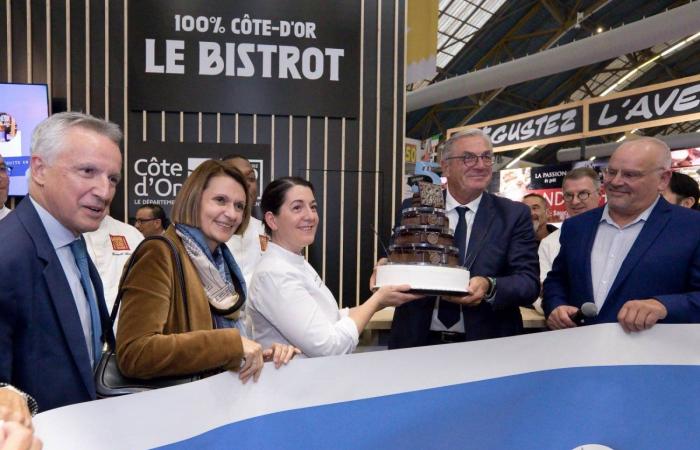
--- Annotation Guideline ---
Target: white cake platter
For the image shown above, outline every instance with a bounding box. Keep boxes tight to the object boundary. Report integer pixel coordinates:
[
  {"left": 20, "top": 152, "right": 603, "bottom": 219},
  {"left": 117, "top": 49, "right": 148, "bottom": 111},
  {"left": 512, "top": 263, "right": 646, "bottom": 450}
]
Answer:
[{"left": 375, "top": 263, "right": 470, "bottom": 296}]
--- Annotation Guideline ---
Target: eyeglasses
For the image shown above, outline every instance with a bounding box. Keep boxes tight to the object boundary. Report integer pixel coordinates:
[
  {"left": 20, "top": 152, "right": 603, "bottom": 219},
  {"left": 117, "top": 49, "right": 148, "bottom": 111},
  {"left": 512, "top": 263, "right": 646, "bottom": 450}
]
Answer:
[
  {"left": 602, "top": 167, "right": 665, "bottom": 182},
  {"left": 444, "top": 152, "right": 494, "bottom": 167},
  {"left": 135, "top": 218, "right": 157, "bottom": 224},
  {"left": 0, "top": 165, "right": 12, "bottom": 176},
  {"left": 563, "top": 191, "right": 593, "bottom": 202}
]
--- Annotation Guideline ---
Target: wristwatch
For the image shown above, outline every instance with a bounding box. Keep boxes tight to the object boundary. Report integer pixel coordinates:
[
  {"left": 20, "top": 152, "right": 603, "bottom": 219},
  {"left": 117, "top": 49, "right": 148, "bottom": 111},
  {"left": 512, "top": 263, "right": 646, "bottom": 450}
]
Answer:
[
  {"left": 0, "top": 383, "right": 39, "bottom": 416},
  {"left": 485, "top": 276, "right": 497, "bottom": 300}
]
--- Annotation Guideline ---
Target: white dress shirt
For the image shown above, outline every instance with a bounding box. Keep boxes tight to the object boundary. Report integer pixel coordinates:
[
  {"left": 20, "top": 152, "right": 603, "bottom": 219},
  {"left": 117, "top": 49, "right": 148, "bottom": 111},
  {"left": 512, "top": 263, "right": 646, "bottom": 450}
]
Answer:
[
  {"left": 591, "top": 198, "right": 659, "bottom": 310},
  {"left": 225, "top": 217, "right": 266, "bottom": 287},
  {"left": 535, "top": 228, "right": 561, "bottom": 314},
  {"left": 0, "top": 205, "right": 10, "bottom": 221},
  {"left": 247, "top": 242, "right": 359, "bottom": 358},
  {"left": 30, "top": 197, "right": 97, "bottom": 363},
  {"left": 430, "top": 189, "right": 482, "bottom": 332},
  {"left": 538, "top": 228, "right": 561, "bottom": 283},
  {"left": 84, "top": 215, "right": 144, "bottom": 312}
]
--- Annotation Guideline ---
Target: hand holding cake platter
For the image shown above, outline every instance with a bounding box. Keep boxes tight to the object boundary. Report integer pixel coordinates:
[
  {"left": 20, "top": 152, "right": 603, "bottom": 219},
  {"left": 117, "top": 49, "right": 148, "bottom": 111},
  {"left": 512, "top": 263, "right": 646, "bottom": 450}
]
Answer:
[{"left": 375, "top": 182, "right": 470, "bottom": 296}]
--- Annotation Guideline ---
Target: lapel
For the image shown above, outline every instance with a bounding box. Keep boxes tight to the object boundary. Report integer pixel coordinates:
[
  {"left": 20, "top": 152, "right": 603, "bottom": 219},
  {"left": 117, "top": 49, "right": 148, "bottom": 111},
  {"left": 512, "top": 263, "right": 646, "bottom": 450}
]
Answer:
[
  {"left": 16, "top": 199, "right": 95, "bottom": 395},
  {"left": 464, "top": 193, "right": 496, "bottom": 269},
  {"left": 582, "top": 208, "right": 603, "bottom": 303},
  {"left": 604, "top": 199, "right": 671, "bottom": 305}
]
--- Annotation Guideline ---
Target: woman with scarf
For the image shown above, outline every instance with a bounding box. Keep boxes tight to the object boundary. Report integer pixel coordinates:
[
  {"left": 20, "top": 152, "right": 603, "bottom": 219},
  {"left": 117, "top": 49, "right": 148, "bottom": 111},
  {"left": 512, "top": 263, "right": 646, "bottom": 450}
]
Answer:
[{"left": 116, "top": 160, "right": 298, "bottom": 383}]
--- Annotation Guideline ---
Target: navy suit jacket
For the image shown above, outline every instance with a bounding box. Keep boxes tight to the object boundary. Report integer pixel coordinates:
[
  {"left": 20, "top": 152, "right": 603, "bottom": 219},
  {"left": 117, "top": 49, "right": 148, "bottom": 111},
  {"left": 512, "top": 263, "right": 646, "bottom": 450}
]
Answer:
[
  {"left": 389, "top": 192, "right": 540, "bottom": 348},
  {"left": 543, "top": 197, "right": 700, "bottom": 323},
  {"left": 0, "top": 198, "right": 113, "bottom": 411}
]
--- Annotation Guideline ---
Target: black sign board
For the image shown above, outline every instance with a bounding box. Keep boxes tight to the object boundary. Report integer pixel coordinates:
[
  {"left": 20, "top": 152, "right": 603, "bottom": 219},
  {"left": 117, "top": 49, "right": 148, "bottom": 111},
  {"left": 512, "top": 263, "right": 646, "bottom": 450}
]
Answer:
[
  {"left": 589, "top": 78, "right": 700, "bottom": 132},
  {"left": 479, "top": 106, "right": 583, "bottom": 149},
  {"left": 451, "top": 76, "right": 700, "bottom": 151},
  {"left": 127, "top": 141, "right": 270, "bottom": 218},
  {"left": 529, "top": 164, "right": 570, "bottom": 190},
  {"left": 129, "top": 0, "right": 361, "bottom": 118}
]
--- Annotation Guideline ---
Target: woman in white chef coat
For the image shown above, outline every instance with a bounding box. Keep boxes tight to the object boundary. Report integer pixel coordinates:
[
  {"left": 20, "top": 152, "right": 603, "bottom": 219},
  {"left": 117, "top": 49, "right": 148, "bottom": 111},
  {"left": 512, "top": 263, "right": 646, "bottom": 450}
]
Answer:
[{"left": 247, "top": 177, "right": 420, "bottom": 357}]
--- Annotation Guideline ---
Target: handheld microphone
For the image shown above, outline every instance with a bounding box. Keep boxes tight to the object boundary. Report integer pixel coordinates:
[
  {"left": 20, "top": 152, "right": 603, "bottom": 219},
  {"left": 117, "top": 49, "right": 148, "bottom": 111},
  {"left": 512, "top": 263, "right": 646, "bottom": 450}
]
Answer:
[{"left": 571, "top": 302, "right": 598, "bottom": 326}]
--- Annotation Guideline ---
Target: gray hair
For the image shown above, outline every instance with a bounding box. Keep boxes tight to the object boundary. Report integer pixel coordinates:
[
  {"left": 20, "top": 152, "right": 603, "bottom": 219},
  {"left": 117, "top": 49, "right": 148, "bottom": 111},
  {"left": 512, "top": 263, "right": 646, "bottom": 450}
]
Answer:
[
  {"left": 31, "top": 112, "right": 122, "bottom": 164},
  {"left": 618, "top": 136, "right": 672, "bottom": 169},
  {"left": 441, "top": 128, "right": 493, "bottom": 160},
  {"left": 563, "top": 167, "right": 601, "bottom": 191}
]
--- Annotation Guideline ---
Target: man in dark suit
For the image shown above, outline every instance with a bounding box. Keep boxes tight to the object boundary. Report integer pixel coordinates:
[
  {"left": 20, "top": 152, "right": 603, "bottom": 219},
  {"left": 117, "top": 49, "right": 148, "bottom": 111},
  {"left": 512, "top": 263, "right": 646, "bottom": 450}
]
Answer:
[
  {"left": 0, "top": 112, "right": 122, "bottom": 419},
  {"left": 389, "top": 129, "right": 540, "bottom": 348},
  {"left": 543, "top": 137, "right": 700, "bottom": 332}
]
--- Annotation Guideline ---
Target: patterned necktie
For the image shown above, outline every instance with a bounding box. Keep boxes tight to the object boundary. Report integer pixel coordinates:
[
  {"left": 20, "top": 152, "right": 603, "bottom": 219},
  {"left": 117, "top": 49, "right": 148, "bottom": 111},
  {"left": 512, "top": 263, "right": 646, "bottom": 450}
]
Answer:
[
  {"left": 69, "top": 237, "right": 103, "bottom": 365},
  {"left": 438, "top": 206, "right": 468, "bottom": 328}
]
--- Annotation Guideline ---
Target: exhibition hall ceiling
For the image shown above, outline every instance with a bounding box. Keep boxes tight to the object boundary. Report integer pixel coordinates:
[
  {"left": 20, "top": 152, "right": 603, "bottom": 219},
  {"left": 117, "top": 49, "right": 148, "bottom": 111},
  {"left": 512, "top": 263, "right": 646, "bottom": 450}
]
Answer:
[{"left": 408, "top": 0, "right": 700, "bottom": 165}]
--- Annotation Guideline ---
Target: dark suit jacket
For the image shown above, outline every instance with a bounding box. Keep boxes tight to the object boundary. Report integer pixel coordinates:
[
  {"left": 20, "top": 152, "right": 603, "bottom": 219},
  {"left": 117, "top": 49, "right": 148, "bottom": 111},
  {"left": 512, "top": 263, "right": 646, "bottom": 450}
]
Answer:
[
  {"left": 389, "top": 192, "right": 540, "bottom": 348},
  {"left": 0, "top": 198, "right": 112, "bottom": 411},
  {"left": 543, "top": 197, "right": 700, "bottom": 323}
]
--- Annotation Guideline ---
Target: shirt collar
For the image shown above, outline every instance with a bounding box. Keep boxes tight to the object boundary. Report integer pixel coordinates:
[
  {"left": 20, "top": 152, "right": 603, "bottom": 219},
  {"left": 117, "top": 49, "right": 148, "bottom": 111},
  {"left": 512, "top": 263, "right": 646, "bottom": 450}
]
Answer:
[
  {"left": 29, "top": 196, "right": 79, "bottom": 250},
  {"left": 267, "top": 241, "right": 306, "bottom": 264},
  {"left": 600, "top": 195, "right": 660, "bottom": 229},
  {"left": 445, "top": 187, "right": 482, "bottom": 214}
]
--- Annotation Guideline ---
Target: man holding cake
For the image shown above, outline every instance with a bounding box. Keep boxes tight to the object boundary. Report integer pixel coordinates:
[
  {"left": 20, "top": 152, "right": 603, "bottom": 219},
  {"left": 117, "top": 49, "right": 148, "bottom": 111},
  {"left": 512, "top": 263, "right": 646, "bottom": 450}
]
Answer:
[{"left": 388, "top": 129, "right": 540, "bottom": 347}]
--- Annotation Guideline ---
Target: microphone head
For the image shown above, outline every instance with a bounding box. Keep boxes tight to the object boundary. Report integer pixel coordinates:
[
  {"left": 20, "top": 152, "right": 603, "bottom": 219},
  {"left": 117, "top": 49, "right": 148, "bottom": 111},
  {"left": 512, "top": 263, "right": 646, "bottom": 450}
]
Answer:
[{"left": 580, "top": 302, "right": 598, "bottom": 318}]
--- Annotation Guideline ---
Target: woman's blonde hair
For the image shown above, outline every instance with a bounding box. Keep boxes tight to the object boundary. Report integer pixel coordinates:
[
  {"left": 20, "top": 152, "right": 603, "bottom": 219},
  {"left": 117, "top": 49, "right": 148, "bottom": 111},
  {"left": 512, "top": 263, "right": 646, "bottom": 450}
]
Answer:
[{"left": 171, "top": 159, "right": 250, "bottom": 236}]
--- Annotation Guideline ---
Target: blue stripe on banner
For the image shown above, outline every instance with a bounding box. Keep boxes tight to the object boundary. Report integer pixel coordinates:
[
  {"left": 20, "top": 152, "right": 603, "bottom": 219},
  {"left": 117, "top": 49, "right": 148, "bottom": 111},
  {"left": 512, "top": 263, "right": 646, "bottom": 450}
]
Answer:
[{"left": 157, "top": 365, "right": 700, "bottom": 450}]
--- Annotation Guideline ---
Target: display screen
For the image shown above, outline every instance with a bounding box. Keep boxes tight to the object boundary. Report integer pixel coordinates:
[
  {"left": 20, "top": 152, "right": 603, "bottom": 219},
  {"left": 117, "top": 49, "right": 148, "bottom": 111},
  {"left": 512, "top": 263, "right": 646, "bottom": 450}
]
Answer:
[{"left": 0, "top": 83, "right": 49, "bottom": 196}]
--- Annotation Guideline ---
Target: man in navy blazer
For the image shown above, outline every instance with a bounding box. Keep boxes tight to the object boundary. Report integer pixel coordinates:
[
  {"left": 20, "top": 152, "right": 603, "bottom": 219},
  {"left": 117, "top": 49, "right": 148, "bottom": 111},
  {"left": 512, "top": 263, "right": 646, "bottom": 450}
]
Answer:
[
  {"left": 544, "top": 137, "right": 700, "bottom": 332},
  {"left": 0, "top": 112, "right": 122, "bottom": 418},
  {"left": 389, "top": 129, "right": 540, "bottom": 348}
]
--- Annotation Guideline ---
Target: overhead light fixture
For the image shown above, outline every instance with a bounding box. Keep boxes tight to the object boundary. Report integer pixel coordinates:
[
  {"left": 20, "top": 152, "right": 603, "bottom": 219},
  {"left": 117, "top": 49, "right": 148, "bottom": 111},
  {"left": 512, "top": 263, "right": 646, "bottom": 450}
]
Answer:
[
  {"left": 600, "top": 31, "right": 700, "bottom": 97},
  {"left": 589, "top": 156, "right": 597, "bottom": 161},
  {"left": 661, "top": 30, "right": 700, "bottom": 57},
  {"left": 505, "top": 146, "right": 537, "bottom": 169}
]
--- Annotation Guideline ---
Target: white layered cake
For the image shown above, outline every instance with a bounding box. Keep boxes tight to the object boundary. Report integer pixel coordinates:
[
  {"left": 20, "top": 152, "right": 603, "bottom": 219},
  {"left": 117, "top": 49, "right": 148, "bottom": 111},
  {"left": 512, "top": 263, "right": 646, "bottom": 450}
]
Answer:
[{"left": 375, "top": 263, "right": 470, "bottom": 295}]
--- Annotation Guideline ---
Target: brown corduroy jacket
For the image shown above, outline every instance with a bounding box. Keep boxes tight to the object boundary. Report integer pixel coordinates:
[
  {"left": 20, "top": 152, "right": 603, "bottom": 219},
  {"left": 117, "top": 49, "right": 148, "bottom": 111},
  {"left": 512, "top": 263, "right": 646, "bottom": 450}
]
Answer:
[{"left": 116, "top": 226, "right": 244, "bottom": 379}]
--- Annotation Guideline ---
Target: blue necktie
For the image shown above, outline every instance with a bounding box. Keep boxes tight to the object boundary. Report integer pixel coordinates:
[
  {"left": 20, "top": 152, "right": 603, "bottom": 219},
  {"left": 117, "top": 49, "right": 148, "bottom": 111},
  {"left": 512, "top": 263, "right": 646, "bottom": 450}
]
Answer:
[
  {"left": 69, "top": 237, "right": 103, "bottom": 365},
  {"left": 438, "top": 206, "right": 468, "bottom": 328}
]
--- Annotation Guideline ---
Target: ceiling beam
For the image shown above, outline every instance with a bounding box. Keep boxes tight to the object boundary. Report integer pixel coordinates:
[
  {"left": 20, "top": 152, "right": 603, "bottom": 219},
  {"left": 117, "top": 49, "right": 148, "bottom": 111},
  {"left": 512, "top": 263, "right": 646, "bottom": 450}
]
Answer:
[
  {"left": 407, "top": 2, "right": 546, "bottom": 136},
  {"left": 452, "top": 0, "right": 612, "bottom": 128},
  {"left": 540, "top": 0, "right": 565, "bottom": 24}
]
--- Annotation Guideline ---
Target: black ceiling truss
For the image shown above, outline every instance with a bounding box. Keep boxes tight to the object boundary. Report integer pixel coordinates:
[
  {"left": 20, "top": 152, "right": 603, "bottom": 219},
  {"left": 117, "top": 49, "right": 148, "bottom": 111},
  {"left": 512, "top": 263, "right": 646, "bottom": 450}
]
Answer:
[{"left": 407, "top": 0, "right": 698, "bottom": 165}]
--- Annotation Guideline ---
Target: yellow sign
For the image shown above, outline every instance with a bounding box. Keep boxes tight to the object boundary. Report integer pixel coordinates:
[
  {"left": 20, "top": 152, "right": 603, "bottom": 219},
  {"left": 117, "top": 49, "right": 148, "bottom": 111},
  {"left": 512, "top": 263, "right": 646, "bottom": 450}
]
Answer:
[{"left": 405, "top": 142, "right": 418, "bottom": 163}]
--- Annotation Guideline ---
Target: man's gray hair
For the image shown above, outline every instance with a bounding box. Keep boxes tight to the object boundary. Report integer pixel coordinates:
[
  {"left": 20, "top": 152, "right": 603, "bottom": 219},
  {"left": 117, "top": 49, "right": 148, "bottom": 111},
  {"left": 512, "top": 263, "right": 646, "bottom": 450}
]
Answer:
[
  {"left": 618, "top": 136, "right": 672, "bottom": 169},
  {"left": 563, "top": 167, "right": 601, "bottom": 191},
  {"left": 31, "top": 112, "right": 122, "bottom": 164},
  {"left": 441, "top": 128, "right": 493, "bottom": 160}
]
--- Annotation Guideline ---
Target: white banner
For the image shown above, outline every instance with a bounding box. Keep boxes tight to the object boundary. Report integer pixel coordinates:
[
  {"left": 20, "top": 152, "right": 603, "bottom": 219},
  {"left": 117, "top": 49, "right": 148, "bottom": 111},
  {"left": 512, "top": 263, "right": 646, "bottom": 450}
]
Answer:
[{"left": 34, "top": 324, "right": 700, "bottom": 449}]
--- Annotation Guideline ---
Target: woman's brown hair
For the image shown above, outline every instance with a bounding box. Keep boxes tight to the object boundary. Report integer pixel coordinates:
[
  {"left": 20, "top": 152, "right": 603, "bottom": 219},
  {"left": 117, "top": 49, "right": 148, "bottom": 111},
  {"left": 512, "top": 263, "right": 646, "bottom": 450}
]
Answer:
[{"left": 171, "top": 159, "right": 251, "bottom": 236}]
